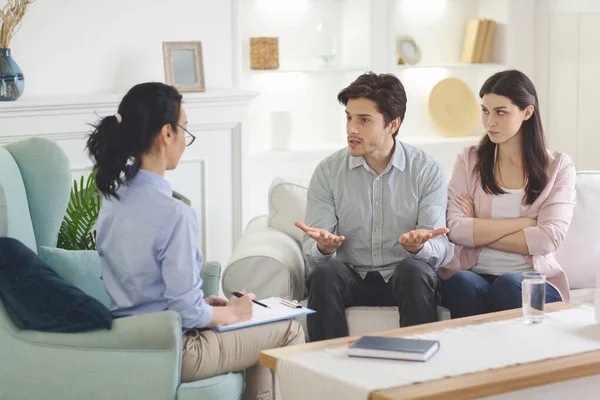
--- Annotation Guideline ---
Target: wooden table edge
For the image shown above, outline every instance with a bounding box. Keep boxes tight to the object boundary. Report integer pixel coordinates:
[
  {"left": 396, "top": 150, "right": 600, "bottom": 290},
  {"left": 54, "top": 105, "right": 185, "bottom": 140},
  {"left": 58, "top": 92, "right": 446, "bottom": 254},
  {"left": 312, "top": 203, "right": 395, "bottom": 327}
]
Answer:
[
  {"left": 371, "top": 348, "right": 600, "bottom": 399},
  {"left": 260, "top": 302, "right": 598, "bottom": 399}
]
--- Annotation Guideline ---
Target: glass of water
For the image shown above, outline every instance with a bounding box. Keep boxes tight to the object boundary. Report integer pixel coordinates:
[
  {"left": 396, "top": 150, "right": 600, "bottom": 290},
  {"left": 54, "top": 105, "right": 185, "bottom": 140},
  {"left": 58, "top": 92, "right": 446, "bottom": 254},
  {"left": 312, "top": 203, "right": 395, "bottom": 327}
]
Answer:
[{"left": 522, "top": 272, "right": 546, "bottom": 323}]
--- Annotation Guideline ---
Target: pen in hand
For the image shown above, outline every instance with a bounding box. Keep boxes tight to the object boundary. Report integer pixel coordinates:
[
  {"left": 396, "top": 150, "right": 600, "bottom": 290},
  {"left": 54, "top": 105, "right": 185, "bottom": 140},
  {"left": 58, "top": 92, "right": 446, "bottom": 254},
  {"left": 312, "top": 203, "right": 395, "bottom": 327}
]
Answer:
[{"left": 231, "top": 291, "right": 270, "bottom": 309}]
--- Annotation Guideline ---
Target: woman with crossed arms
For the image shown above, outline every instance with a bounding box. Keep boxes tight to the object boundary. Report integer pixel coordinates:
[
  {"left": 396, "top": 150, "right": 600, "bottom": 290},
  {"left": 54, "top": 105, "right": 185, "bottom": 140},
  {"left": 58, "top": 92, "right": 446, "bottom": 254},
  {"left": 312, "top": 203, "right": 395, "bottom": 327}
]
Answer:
[{"left": 439, "top": 70, "right": 576, "bottom": 317}]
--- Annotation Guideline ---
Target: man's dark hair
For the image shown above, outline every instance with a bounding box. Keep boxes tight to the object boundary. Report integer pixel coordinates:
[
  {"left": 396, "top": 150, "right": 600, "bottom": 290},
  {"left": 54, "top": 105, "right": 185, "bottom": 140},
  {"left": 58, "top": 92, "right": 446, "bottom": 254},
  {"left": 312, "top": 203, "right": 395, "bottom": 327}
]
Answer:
[{"left": 337, "top": 71, "right": 407, "bottom": 138}]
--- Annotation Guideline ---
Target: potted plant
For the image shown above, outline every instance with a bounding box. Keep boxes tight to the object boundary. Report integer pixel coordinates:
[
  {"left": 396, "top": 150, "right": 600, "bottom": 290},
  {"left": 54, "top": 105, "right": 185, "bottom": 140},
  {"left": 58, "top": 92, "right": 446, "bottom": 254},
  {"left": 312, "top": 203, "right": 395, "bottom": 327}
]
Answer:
[{"left": 58, "top": 170, "right": 102, "bottom": 251}]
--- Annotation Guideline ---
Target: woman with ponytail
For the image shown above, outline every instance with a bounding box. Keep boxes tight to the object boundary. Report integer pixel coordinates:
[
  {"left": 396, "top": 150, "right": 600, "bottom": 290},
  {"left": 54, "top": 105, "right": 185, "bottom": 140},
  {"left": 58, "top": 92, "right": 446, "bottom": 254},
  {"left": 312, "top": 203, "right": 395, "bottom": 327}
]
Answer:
[
  {"left": 87, "top": 82, "right": 304, "bottom": 399},
  {"left": 438, "top": 70, "right": 576, "bottom": 318}
]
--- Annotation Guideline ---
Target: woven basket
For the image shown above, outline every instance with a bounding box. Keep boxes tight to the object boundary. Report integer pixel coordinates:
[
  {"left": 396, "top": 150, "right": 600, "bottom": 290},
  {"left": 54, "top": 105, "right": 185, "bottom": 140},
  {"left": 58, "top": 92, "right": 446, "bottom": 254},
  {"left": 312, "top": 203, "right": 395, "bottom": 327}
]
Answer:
[{"left": 250, "top": 37, "right": 279, "bottom": 70}]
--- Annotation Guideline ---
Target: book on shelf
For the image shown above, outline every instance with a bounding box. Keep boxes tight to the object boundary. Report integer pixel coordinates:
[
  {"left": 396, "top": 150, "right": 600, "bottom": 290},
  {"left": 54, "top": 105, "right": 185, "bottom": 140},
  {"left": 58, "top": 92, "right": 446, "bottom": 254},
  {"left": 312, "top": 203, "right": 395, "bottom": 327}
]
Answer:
[
  {"left": 479, "top": 19, "right": 496, "bottom": 63},
  {"left": 461, "top": 18, "right": 496, "bottom": 63},
  {"left": 348, "top": 335, "right": 440, "bottom": 362}
]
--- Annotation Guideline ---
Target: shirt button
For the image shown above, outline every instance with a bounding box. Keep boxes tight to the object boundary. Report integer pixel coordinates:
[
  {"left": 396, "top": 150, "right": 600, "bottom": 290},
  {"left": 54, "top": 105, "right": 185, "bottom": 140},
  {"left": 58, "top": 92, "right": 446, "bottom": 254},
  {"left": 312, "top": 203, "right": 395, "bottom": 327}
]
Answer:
[
  {"left": 374, "top": 250, "right": 380, "bottom": 256},
  {"left": 375, "top": 201, "right": 380, "bottom": 206},
  {"left": 376, "top": 177, "right": 380, "bottom": 181},
  {"left": 374, "top": 227, "right": 380, "bottom": 232}
]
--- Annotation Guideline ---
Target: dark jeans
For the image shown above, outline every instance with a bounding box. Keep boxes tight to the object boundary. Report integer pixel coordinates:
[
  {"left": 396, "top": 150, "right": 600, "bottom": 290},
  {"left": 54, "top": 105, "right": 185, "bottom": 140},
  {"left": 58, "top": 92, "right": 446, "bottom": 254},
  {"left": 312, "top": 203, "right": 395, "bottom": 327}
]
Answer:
[
  {"left": 306, "top": 258, "right": 438, "bottom": 342},
  {"left": 441, "top": 271, "right": 562, "bottom": 319}
]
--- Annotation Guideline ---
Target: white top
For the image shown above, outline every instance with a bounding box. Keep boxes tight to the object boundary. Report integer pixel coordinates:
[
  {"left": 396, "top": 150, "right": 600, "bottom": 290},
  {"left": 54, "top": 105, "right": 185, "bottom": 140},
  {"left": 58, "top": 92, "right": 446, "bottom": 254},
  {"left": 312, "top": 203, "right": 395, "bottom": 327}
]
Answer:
[{"left": 471, "top": 187, "right": 533, "bottom": 276}]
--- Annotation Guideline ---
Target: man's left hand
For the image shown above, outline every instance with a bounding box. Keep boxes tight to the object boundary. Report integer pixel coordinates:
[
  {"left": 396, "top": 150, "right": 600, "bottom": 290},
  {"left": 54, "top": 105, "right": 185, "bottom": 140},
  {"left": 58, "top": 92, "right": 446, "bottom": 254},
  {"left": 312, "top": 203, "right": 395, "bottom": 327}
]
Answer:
[
  {"left": 399, "top": 228, "right": 449, "bottom": 254},
  {"left": 205, "top": 295, "right": 228, "bottom": 307}
]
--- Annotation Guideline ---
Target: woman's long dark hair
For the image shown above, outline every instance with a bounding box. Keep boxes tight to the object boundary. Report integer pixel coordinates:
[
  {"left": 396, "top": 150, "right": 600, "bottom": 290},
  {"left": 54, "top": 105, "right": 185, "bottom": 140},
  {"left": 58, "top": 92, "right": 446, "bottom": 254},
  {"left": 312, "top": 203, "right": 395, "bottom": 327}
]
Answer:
[
  {"left": 86, "top": 82, "right": 182, "bottom": 199},
  {"left": 476, "top": 70, "right": 548, "bottom": 205}
]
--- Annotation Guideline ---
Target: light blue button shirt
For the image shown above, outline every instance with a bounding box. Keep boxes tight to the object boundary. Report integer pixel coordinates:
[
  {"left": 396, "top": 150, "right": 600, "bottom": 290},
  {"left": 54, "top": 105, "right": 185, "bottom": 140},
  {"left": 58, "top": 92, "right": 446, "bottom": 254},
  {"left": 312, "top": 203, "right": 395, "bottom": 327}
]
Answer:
[
  {"left": 96, "top": 167, "right": 213, "bottom": 330},
  {"left": 302, "top": 140, "right": 449, "bottom": 282}
]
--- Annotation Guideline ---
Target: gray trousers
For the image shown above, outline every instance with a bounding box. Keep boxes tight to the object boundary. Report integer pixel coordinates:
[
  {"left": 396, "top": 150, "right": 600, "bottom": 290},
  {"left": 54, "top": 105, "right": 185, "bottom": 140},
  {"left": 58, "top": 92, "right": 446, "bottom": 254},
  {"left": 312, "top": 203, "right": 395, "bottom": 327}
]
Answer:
[{"left": 306, "top": 258, "right": 438, "bottom": 342}]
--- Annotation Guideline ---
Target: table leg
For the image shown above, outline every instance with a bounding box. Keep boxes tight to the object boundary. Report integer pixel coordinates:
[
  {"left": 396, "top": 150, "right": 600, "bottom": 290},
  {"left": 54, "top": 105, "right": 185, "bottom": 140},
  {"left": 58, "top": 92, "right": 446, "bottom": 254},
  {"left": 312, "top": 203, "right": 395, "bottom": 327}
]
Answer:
[{"left": 272, "top": 369, "right": 276, "bottom": 400}]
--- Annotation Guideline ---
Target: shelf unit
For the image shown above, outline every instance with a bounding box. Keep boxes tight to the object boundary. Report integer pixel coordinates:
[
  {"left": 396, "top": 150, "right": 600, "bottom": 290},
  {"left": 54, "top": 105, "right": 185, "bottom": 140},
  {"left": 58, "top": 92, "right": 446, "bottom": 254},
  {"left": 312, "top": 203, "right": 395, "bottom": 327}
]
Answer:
[
  {"left": 243, "top": 66, "right": 371, "bottom": 75},
  {"left": 394, "top": 62, "right": 505, "bottom": 71},
  {"left": 233, "top": 0, "right": 536, "bottom": 153}
]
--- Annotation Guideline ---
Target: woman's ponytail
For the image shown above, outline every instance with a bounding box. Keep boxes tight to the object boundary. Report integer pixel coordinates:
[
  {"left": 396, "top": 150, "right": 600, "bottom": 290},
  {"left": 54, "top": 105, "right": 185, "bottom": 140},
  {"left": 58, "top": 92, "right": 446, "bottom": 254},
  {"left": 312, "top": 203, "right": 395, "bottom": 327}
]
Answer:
[
  {"left": 86, "top": 114, "right": 130, "bottom": 199},
  {"left": 85, "top": 82, "right": 183, "bottom": 200}
]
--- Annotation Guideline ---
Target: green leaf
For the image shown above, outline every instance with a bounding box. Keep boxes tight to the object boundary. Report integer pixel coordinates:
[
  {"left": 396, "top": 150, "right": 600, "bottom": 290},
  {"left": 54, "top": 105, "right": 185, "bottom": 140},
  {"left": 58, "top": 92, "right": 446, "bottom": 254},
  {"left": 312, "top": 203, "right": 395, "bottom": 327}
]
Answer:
[{"left": 57, "top": 169, "right": 102, "bottom": 250}]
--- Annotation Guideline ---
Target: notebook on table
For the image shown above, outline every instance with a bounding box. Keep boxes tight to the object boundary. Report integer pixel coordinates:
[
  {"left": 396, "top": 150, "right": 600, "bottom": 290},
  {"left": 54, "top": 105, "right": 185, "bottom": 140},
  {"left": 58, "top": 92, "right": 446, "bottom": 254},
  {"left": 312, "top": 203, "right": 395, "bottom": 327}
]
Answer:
[
  {"left": 210, "top": 297, "right": 315, "bottom": 333},
  {"left": 348, "top": 336, "right": 440, "bottom": 362}
]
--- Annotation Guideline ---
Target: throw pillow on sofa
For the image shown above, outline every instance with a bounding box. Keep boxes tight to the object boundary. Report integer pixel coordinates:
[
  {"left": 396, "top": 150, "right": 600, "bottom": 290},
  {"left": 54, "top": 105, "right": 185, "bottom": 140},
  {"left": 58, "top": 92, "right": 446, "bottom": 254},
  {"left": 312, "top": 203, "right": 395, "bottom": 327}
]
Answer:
[
  {"left": 267, "top": 176, "right": 310, "bottom": 243},
  {"left": 38, "top": 246, "right": 111, "bottom": 308},
  {"left": 0, "top": 237, "right": 112, "bottom": 332}
]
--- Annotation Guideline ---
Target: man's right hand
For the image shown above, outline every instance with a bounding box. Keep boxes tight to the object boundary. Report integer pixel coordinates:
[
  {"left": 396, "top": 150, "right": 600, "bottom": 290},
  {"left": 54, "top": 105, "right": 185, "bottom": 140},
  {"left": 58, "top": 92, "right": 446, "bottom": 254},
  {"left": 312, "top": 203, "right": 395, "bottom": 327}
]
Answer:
[{"left": 295, "top": 221, "right": 345, "bottom": 255}]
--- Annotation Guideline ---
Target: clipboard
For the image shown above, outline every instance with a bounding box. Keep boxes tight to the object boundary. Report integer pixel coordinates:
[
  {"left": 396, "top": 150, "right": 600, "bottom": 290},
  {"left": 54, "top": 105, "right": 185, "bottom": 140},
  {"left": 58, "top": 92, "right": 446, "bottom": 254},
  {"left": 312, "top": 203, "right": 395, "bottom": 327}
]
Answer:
[{"left": 210, "top": 297, "right": 315, "bottom": 333}]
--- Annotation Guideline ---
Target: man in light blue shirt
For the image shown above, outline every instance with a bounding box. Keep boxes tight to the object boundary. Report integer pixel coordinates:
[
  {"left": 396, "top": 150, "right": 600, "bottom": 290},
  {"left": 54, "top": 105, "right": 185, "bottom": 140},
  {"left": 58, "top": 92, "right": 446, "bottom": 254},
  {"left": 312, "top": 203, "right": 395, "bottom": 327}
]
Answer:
[{"left": 296, "top": 72, "right": 449, "bottom": 341}]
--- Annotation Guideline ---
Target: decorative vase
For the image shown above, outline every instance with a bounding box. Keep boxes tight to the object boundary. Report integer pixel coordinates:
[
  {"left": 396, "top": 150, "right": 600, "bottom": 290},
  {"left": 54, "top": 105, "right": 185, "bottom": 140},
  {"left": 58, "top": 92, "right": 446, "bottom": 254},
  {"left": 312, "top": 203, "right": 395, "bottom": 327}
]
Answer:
[
  {"left": 315, "top": 23, "right": 338, "bottom": 68},
  {"left": 0, "top": 48, "right": 25, "bottom": 101}
]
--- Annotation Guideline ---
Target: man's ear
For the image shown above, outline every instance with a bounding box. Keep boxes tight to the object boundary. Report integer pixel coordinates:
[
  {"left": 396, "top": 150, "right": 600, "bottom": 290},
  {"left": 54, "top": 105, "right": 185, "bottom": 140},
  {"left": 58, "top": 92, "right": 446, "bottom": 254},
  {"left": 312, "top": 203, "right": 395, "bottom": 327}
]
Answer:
[{"left": 390, "top": 117, "right": 401, "bottom": 135}]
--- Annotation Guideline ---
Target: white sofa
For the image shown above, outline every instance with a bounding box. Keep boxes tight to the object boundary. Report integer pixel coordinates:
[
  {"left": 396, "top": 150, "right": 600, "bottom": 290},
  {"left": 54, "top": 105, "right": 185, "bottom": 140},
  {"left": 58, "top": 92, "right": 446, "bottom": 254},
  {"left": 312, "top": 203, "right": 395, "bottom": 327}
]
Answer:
[{"left": 223, "top": 172, "right": 600, "bottom": 338}]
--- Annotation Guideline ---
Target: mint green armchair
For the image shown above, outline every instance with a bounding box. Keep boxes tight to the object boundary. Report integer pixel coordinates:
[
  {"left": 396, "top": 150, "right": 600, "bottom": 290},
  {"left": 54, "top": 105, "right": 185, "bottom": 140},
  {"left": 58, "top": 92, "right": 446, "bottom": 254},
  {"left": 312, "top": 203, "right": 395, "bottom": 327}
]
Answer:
[{"left": 0, "top": 138, "right": 244, "bottom": 400}]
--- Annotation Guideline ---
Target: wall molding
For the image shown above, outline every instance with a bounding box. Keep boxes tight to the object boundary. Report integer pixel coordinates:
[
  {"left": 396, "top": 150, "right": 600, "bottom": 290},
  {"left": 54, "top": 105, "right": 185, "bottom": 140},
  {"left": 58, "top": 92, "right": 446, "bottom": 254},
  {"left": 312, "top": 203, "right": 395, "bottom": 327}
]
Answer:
[
  {"left": 0, "top": 131, "right": 89, "bottom": 144},
  {"left": 0, "top": 89, "right": 258, "bottom": 117},
  {"left": 537, "top": 0, "right": 600, "bottom": 14},
  {"left": 177, "top": 157, "right": 208, "bottom": 259}
]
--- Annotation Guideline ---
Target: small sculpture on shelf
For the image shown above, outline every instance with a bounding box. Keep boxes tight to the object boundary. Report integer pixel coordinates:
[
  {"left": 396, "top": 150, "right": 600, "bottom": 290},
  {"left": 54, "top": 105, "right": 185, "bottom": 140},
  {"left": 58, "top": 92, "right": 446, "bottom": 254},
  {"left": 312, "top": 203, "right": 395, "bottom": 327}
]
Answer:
[{"left": 314, "top": 23, "right": 338, "bottom": 68}]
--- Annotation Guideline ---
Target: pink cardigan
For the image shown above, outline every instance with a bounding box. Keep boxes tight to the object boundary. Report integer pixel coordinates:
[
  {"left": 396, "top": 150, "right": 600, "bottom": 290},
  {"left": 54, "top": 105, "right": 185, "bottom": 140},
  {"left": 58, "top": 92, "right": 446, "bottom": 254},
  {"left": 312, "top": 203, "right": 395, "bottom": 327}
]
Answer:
[{"left": 438, "top": 146, "right": 577, "bottom": 302}]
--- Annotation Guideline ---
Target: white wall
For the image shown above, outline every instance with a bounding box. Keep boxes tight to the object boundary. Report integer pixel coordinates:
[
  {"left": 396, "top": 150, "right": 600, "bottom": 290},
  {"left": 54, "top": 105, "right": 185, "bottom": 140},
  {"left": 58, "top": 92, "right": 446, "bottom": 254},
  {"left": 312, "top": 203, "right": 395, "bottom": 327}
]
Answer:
[
  {"left": 535, "top": 0, "right": 600, "bottom": 170},
  {"left": 9, "top": 0, "right": 233, "bottom": 98}
]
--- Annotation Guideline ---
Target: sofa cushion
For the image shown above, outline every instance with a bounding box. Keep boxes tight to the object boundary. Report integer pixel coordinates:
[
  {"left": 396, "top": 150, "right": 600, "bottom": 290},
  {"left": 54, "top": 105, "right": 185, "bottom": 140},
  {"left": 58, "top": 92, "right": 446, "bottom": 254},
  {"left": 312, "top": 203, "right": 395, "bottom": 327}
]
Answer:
[
  {"left": 38, "top": 246, "right": 111, "bottom": 308},
  {"left": 295, "top": 300, "right": 451, "bottom": 340},
  {"left": 268, "top": 176, "right": 310, "bottom": 243},
  {"left": 569, "top": 288, "right": 594, "bottom": 306},
  {"left": 555, "top": 171, "right": 600, "bottom": 290},
  {"left": 0, "top": 237, "right": 112, "bottom": 332},
  {"left": 177, "top": 372, "right": 244, "bottom": 400}
]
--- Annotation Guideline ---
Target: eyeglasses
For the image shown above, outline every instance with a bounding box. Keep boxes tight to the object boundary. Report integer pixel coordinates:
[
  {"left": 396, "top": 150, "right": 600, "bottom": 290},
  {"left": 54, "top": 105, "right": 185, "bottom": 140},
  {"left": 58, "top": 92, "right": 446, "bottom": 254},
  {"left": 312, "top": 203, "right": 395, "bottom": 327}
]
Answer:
[{"left": 178, "top": 124, "right": 196, "bottom": 147}]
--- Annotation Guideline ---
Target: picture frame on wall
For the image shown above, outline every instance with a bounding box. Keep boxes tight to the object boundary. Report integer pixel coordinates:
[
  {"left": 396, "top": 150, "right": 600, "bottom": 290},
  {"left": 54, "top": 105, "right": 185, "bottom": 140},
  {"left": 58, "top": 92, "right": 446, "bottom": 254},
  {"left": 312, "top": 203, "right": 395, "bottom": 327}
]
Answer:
[{"left": 162, "top": 41, "right": 206, "bottom": 92}]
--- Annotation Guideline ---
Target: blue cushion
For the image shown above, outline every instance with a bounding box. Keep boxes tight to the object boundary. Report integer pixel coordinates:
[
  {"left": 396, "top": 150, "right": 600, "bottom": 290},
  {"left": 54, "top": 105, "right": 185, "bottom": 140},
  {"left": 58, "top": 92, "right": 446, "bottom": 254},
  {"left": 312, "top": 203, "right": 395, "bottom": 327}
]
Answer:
[
  {"left": 0, "top": 237, "right": 112, "bottom": 332},
  {"left": 38, "top": 246, "right": 111, "bottom": 308}
]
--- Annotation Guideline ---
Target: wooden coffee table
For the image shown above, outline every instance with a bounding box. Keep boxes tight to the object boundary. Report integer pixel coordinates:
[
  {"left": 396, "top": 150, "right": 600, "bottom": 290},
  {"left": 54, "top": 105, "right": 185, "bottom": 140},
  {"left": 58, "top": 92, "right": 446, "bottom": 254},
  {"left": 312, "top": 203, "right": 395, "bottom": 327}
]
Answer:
[{"left": 260, "top": 302, "right": 600, "bottom": 399}]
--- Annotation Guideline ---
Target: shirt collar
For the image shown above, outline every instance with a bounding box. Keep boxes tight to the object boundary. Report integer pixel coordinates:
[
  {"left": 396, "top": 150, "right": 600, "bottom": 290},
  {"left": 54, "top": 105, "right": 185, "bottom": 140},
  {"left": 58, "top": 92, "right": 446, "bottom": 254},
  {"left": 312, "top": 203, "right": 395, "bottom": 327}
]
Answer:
[
  {"left": 127, "top": 166, "right": 173, "bottom": 197},
  {"left": 349, "top": 140, "right": 406, "bottom": 172}
]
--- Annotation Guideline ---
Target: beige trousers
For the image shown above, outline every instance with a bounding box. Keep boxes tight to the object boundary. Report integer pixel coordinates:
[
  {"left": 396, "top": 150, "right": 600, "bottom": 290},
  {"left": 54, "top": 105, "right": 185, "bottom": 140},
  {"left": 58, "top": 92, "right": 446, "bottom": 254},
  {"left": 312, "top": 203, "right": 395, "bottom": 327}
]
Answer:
[{"left": 181, "top": 320, "right": 304, "bottom": 400}]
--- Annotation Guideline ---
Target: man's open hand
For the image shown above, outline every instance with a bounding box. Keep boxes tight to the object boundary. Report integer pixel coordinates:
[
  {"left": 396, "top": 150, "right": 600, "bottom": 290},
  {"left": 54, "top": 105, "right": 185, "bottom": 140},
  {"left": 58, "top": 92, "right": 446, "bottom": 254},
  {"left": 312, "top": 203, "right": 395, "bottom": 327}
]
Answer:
[
  {"left": 295, "top": 221, "right": 345, "bottom": 255},
  {"left": 399, "top": 228, "right": 449, "bottom": 254}
]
